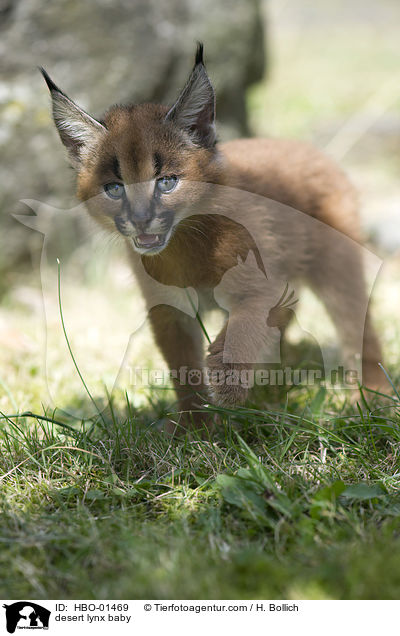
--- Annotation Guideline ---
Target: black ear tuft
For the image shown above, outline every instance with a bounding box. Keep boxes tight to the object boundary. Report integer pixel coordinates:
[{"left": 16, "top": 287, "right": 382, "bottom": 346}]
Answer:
[
  {"left": 40, "top": 68, "right": 106, "bottom": 169},
  {"left": 195, "top": 42, "right": 204, "bottom": 66},
  {"left": 165, "top": 42, "right": 216, "bottom": 148},
  {"left": 39, "top": 67, "right": 67, "bottom": 97}
]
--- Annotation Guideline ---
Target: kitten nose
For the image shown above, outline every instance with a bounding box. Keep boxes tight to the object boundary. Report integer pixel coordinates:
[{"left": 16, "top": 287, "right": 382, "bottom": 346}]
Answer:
[
  {"left": 125, "top": 183, "right": 154, "bottom": 230},
  {"left": 131, "top": 208, "right": 153, "bottom": 232},
  {"left": 133, "top": 215, "right": 151, "bottom": 233}
]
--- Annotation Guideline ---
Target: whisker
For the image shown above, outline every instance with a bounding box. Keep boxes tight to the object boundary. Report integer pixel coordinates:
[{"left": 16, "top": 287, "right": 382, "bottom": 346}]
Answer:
[{"left": 183, "top": 220, "right": 208, "bottom": 240}]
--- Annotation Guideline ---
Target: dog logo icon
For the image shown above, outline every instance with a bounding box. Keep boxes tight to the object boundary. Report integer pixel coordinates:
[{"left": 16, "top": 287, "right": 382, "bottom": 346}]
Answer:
[{"left": 3, "top": 602, "right": 51, "bottom": 633}]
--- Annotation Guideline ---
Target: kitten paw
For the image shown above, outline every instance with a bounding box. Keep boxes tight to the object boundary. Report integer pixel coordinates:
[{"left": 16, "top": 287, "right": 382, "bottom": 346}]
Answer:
[{"left": 206, "top": 350, "right": 251, "bottom": 406}]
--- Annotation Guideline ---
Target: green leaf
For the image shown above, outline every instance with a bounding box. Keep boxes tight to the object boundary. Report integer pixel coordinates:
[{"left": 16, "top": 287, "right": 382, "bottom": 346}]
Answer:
[
  {"left": 235, "top": 434, "right": 276, "bottom": 491},
  {"left": 84, "top": 489, "right": 106, "bottom": 501},
  {"left": 216, "top": 474, "right": 269, "bottom": 524},
  {"left": 55, "top": 486, "right": 81, "bottom": 498},
  {"left": 111, "top": 487, "right": 127, "bottom": 496},
  {"left": 313, "top": 481, "right": 346, "bottom": 502},
  {"left": 310, "top": 481, "right": 346, "bottom": 520},
  {"left": 341, "top": 482, "right": 386, "bottom": 500},
  {"left": 234, "top": 437, "right": 294, "bottom": 517}
]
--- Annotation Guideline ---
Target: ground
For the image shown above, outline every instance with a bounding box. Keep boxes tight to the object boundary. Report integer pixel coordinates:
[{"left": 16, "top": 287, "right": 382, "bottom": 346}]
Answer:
[{"left": 0, "top": 0, "right": 400, "bottom": 599}]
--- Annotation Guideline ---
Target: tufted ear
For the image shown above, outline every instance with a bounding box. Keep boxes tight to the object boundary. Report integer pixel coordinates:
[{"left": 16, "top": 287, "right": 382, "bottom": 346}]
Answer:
[
  {"left": 40, "top": 68, "right": 106, "bottom": 169},
  {"left": 165, "top": 43, "right": 216, "bottom": 148}
]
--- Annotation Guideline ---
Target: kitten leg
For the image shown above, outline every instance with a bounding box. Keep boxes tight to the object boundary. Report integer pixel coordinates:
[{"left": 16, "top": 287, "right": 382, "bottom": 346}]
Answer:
[
  {"left": 308, "top": 241, "right": 385, "bottom": 392},
  {"left": 207, "top": 300, "right": 281, "bottom": 406},
  {"left": 148, "top": 305, "right": 208, "bottom": 427}
]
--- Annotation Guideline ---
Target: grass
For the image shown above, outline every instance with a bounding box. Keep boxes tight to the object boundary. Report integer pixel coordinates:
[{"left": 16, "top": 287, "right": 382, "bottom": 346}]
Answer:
[{"left": 1, "top": 377, "right": 400, "bottom": 599}]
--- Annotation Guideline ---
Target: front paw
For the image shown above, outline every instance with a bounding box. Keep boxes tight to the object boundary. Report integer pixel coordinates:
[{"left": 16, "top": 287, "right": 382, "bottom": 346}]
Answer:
[{"left": 206, "top": 350, "right": 251, "bottom": 407}]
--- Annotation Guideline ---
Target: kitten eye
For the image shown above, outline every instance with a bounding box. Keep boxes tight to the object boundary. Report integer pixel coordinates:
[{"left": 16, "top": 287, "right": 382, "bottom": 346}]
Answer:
[
  {"left": 104, "top": 183, "right": 125, "bottom": 199},
  {"left": 156, "top": 175, "right": 178, "bottom": 194}
]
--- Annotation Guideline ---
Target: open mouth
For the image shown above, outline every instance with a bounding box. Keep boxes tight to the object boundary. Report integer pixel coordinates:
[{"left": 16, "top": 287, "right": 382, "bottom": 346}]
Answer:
[{"left": 133, "top": 233, "right": 166, "bottom": 250}]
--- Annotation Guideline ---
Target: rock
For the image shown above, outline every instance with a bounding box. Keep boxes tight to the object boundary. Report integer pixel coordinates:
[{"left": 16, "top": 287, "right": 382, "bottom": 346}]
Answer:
[{"left": 0, "top": 0, "right": 266, "bottom": 283}]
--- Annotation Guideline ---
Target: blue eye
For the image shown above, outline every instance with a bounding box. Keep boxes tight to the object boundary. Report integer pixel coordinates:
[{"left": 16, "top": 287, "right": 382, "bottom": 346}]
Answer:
[
  {"left": 156, "top": 175, "right": 178, "bottom": 194},
  {"left": 104, "top": 183, "right": 125, "bottom": 199}
]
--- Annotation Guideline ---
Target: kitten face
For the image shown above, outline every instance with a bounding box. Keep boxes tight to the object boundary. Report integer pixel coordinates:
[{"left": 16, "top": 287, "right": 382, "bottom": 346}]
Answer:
[
  {"left": 42, "top": 43, "right": 221, "bottom": 255},
  {"left": 77, "top": 104, "right": 220, "bottom": 255}
]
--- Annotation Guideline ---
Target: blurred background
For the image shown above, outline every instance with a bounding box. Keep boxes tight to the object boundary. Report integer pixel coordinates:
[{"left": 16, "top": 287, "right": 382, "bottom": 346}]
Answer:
[{"left": 0, "top": 0, "right": 399, "bottom": 414}]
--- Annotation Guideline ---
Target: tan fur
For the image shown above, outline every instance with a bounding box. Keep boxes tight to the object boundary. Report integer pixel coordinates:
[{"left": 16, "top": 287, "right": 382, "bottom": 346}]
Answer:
[{"left": 44, "top": 56, "right": 386, "bottom": 425}]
